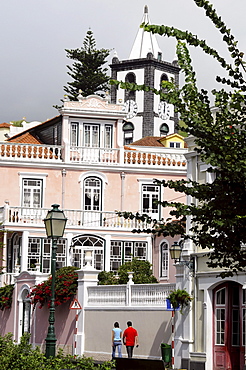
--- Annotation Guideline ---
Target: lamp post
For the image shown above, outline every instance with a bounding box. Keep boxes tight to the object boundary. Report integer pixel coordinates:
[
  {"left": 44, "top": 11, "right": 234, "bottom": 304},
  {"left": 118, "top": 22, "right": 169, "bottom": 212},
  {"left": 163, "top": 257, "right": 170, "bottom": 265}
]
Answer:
[
  {"left": 170, "top": 241, "right": 194, "bottom": 271},
  {"left": 170, "top": 241, "right": 182, "bottom": 262},
  {"left": 43, "top": 204, "right": 67, "bottom": 358}
]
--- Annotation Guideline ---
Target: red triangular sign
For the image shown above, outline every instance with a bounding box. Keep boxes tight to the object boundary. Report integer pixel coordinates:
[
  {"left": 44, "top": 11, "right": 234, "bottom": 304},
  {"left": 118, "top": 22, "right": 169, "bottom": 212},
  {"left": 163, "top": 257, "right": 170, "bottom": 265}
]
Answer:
[{"left": 70, "top": 298, "right": 82, "bottom": 310}]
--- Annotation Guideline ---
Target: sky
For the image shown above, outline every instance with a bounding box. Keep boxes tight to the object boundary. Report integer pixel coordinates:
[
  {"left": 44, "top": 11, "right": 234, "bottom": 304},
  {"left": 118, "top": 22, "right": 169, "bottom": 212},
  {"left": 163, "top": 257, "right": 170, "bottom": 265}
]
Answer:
[{"left": 1, "top": 0, "right": 246, "bottom": 123}]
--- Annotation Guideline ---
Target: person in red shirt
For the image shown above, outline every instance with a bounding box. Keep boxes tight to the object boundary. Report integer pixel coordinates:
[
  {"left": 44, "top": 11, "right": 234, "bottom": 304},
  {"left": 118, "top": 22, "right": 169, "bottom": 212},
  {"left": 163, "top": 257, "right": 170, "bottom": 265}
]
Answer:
[{"left": 123, "top": 321, "right": 139, "bottom": 358}]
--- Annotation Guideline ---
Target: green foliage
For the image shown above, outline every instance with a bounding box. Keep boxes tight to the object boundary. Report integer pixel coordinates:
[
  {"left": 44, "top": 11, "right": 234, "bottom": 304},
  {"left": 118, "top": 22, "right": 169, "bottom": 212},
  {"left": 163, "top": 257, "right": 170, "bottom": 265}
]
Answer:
[
  {"left": 64, "top": 29, "right": 110, "bottom": 100},
  {"left": 0, "top": 284, "right": 14, "bottom": 310},
  {"left": 98, "top": 258, "right": 158, "bottom": 285},
  {"left": 98, "top": 270, "right": 119, "bottom": 285},
  {"left": 29, "top": 266, "right": 78, "bottom": 309},
  {"left": 118, "top": 258, "right": 158, "bottom": 284},
  {"left": 10, "top": 120, "right": 24, "bottom": 127},
  {"left": 0, "top": 333, "right": 115, "bottom": 370},
  {"left": 111, "top": 0, "right": 246, "bottom": 277},
  {"left": 167, "top": 289, "right": 192, "bottom": 313}
]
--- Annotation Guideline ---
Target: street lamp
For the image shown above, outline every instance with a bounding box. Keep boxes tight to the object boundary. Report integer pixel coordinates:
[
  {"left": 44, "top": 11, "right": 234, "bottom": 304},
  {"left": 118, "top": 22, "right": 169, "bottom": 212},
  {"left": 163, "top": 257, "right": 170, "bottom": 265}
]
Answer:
[
  {"left": 170, "top": 241, "right": 194, "bottom": 271},
  {"left": 43, "top": 204, "right": 67, "bottom": 358}
]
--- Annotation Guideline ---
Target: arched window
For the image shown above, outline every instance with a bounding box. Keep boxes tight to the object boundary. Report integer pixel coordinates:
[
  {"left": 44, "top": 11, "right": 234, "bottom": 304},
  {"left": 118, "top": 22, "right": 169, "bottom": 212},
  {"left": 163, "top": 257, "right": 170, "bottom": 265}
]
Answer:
[
  {"left": 160, "top": 241, "right": 169, "bottom": 278},
  {"left": 83, "top": 176, "right": 102, "bottom": 226},
  {"left": 125, "top": 73, "right": 136, "bottom": 101},
  {"left": 71, "top": 234, "right": 105, "bottom": 270},
  {"left": 84, "top": 177, "right": 102, "bottom": 211},
  {"left": 123, "top": 121, "right": 134, "bottom": 145},
  {"left": 160, "top": 74, "right": 169, "bottom": 99},
  {"left": 160, "top": 123, "right": 169, "bottom": 136}
]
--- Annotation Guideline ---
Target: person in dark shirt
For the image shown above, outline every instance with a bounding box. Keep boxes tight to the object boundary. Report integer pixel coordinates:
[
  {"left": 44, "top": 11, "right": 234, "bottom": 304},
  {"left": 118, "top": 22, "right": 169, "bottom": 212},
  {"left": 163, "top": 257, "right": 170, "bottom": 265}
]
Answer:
[{"left": 123, "top": 321, "right": 139, "bottom": 358}]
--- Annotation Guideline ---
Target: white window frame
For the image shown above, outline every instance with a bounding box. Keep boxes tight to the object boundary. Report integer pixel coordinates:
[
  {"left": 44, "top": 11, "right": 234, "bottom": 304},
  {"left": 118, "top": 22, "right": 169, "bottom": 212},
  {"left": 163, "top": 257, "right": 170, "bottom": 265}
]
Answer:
[
  {"left": 104, "top": 125, "right": 113, "bottom": 148},
  {"left": 79, "top": 171, "right": 108, "bottom": 212},
  {"left": 110, "top": 240, "right": 147, "bottom": 271},
  {"left": 18, "top": 172, "right": 47, "bottom": 209},
  {"left": 70, "top": 122, "right": 79, "bottom": 147},
  {"left": 169, "top": 142, "right": 181, "bottom": 148},
  {"left": 160, "top": 240, "right": 169, "bottom": 279},
  {"left": 71, "top": 235, "right": 105, "bottom": 270},
  {"left": 138, "top": 178, "right": 162, "bottom": 219}
]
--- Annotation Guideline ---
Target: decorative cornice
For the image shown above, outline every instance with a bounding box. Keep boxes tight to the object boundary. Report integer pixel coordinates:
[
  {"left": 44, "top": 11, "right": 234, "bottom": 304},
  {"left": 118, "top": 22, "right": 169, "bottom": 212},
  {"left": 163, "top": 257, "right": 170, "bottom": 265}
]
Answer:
[{"left": 63, "top": 96, "right": 124, "bottom": 113}]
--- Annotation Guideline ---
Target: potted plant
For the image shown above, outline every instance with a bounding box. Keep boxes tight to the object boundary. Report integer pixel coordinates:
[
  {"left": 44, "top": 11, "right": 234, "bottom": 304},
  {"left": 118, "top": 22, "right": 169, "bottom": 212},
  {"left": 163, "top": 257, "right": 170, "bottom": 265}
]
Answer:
[{"left": 167, "top": 289, "right": 192, "bottom": 313}]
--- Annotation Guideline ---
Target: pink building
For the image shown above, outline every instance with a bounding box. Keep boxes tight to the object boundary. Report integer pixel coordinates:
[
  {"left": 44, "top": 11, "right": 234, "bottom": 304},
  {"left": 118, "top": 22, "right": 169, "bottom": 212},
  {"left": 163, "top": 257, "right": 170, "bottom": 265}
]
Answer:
[
  {"left": 0, "top": 6, "right": 187, "bottom": 359},
  {"left": 0, "top": 94, "right": 186, "bottom": 352}
]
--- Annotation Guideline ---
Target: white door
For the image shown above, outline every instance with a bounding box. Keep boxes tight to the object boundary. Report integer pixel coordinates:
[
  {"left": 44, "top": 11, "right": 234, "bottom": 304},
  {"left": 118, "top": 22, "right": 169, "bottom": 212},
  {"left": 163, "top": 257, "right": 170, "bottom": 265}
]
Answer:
[
  {"left": 83, "top": 177, "right": 102, "bottom": 226},
  {"left": 83, "top": 124, "right": 100, "bottom": 162}
]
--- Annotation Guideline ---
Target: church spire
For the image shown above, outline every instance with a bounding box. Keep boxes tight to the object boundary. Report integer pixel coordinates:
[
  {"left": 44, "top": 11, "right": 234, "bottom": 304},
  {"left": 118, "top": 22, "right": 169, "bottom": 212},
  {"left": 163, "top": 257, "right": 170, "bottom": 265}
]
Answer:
[{"left": 129, "top": 5, "right": 162, "bottom": 60}]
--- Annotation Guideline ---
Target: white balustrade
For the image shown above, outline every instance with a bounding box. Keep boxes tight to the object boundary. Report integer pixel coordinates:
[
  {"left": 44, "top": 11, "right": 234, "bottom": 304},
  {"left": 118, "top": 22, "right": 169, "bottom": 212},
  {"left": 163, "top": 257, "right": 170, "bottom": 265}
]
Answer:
[
  {"left": 0, "top": 142, "right": 62, "bottom": 162},
  {"left": 87, "top": 283, "right": 175, "bottom": 308},
  {"left": 0, "top": 206, "right": 150, "bottom": 231},
  {"left": 0, "top": 141, "right": 186, "bottom": 169},
  {"left": 69, "top": 146, "right": 187, "bottom": 168},
  {"left": 88, "top": 285, "right": 127, "bottom": 306},
  {"left": 70, "top": 146, "right": 120, "bottom": 165}
]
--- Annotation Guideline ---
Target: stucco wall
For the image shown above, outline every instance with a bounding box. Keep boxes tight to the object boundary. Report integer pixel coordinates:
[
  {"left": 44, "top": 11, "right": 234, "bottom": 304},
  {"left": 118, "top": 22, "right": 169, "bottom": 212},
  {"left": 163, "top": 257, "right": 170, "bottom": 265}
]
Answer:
[{"left": 83, "top": 308, "right": 172, "bottom": 361}]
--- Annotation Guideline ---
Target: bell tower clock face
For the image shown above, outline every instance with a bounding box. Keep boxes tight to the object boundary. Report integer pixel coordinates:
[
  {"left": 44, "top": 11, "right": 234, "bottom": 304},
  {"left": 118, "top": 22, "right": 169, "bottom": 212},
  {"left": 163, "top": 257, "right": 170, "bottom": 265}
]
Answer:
[
  {"left": 123, "top": 99, "right": 138, "bottom": 119},
  {"left": 158, "top": 101, "right": 171, "bottom": 120}
]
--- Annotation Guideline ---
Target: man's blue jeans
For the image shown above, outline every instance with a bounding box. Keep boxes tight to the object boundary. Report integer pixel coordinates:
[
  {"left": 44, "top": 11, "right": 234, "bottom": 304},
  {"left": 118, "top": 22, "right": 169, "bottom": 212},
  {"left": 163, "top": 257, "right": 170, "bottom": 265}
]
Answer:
[{"left": 112, "top": 341, "right": 122, "bottom": 358}]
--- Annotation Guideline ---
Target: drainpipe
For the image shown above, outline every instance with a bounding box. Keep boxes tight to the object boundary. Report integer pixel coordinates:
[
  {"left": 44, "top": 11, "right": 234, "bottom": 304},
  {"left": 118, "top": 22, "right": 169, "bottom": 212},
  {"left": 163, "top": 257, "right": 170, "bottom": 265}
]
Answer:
[
  {"left": 61, "top": 169, "right": 66, "bottom": 209},
  {"left": 120, "top": 172, "right": 125, "bottom": 211}
]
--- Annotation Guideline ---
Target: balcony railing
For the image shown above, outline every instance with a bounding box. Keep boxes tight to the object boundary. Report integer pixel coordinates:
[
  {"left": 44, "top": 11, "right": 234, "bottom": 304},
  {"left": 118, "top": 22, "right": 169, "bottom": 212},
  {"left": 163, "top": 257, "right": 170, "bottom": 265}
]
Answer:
[
  {"left": 0, "top": 205, "right": 151, "bottom": 231},
  {"left": 87, "top": 283, "right": 175, "bottom": 308},
  {"left": 0, "top": 142, "right": 62, "bottom": 162},
  {"left": 70, "top": 145, "right": 187, "bottom": 169},
  {"left": 0, "top": 141, "right": 187, "bottom": 169}
]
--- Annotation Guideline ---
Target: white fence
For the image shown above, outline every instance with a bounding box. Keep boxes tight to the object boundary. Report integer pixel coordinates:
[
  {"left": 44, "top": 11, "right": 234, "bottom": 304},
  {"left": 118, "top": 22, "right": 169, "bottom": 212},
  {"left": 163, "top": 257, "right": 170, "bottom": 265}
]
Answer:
[{"left": 87, "top": 283, "right": 175, "bottom": 308}]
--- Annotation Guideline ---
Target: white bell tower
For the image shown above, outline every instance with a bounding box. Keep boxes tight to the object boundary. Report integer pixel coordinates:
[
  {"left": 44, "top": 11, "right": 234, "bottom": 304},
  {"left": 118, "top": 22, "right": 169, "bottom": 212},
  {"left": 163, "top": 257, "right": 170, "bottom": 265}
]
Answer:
[{"left": 111, "top": 6, "right": 180, "bottom": 143}]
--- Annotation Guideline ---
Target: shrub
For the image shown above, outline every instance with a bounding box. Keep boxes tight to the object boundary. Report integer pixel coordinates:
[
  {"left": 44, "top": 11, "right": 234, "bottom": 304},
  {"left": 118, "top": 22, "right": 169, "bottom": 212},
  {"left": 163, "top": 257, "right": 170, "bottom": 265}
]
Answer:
[
  {"left": 29, "top": 266, "right": 78, "bottom": 309},
  {"left": 167, "top": 289, "right": 192, "bottom": 313},
  {"left": 98, "top": 258, "right": 158, "bottom": 285},
  {"left": 0, "top": 333, "right": 115, "bottom": 370},
  {"left": 0, "top": 284, "right": 14, "bottom": 310}
]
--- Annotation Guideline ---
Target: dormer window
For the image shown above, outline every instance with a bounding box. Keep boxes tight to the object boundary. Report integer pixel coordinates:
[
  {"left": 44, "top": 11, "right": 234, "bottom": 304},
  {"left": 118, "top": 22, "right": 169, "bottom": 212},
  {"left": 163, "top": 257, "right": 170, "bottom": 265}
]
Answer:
[{"left": 169, "top": 142, "right": 181, "bottom": 148}]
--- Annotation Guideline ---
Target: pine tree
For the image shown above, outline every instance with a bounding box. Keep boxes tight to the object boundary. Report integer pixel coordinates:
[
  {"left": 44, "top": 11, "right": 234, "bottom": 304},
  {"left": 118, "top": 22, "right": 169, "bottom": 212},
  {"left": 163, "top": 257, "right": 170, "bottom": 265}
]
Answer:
[{"left": 64, "top": 29, "right": 110, "bottom": 100}]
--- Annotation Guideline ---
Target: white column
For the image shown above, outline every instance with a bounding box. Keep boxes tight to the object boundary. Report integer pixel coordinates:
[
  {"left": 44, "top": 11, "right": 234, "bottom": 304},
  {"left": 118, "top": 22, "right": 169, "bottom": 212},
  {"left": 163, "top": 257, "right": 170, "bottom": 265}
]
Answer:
[
  {"left": 76, "top": 268, "right": 99, "bottom": 356},
  {"left": 146, "top": 235, "right": 152, "bottom": 262},
  {"left": 61, "top": 113, "right": 70, "bottom": 163},
  {"left": 21, "top": 231, "right": 29, "bottom": 272},
  {"left": 104, "top": 234, "right": 111, "bottom": 271},
  {"left": 65, "top": 232, "right": 74, "bottom": 266}
]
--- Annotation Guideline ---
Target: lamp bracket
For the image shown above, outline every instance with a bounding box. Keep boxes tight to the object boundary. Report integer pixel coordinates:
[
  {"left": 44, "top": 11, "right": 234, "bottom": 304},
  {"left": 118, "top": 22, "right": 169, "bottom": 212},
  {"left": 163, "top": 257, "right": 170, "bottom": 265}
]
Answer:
[{"left": 175, "top": 257, "right": 194, "bottom": 271}]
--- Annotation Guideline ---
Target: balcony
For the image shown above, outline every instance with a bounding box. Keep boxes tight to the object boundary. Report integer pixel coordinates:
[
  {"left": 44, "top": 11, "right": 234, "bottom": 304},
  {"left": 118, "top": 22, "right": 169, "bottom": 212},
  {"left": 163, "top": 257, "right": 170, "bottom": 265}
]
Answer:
[
  {"left": 0, "top": 141, "right": 187, "bottom": 170},
  {"left": 0, "top": 205, "right": 151, "bottom": 231}
]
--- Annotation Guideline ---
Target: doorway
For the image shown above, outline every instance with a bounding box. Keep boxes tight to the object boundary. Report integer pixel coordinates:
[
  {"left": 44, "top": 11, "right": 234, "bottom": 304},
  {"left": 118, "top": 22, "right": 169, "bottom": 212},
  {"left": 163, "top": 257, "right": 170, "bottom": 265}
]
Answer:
[{"left": 213, "top": 282, "right": 245, "bottom": 369}]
